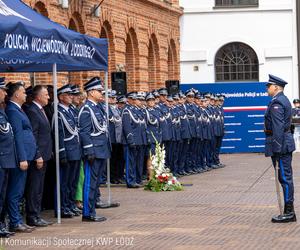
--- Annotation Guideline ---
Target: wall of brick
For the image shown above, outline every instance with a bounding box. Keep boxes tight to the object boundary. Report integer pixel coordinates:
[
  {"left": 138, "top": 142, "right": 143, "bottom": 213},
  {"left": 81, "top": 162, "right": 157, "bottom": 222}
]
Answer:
[{"left": 4, "top": 0, "right": 182, "bottom": 92}]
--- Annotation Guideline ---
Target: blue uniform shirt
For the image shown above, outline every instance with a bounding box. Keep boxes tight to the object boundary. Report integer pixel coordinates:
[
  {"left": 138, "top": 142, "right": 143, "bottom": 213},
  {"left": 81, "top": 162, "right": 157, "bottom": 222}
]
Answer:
[
  {"left": 0, "top": 109, "right": 17, "bottom": 168},
  {"left": 264, "top": 92, "right": 295, "bottom": 157}
]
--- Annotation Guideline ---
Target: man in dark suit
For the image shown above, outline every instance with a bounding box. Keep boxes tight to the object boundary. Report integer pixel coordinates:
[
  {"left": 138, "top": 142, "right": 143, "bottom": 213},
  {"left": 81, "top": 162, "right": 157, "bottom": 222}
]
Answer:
[
  {"left": 0, "top": 78, "right": 16, "bottom": 238},
  {"left": 24, "top": 85, "right": 53, "bottom": 227},
  {"left": 5, "top": 82, "right": 42, "bottom": 233}
]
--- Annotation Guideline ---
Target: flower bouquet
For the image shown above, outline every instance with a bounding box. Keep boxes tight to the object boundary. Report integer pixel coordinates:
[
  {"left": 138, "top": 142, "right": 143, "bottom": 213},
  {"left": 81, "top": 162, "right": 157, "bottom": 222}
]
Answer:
[{"left": 144, "top": 141, "right": 183, "bottom": 192}]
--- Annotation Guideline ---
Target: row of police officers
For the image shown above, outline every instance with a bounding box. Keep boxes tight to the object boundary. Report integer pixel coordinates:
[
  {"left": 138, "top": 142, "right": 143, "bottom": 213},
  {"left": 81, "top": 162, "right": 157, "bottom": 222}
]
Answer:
[{"left": 0, "top": 76, "right": 226, "bottom": 237}]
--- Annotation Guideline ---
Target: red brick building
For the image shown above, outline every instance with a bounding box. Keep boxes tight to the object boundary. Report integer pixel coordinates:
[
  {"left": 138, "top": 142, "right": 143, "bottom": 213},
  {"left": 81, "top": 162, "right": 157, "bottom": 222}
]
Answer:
[{"left": 4, "top": 0, "right": 182, "bottom": 91}]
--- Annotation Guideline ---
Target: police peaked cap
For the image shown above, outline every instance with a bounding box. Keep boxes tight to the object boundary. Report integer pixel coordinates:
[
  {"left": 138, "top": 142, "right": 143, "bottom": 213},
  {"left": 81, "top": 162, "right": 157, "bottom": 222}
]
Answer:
[
  {"left": 70, "top": 84, "right": 81, "bottom": 95},
  {"left": 57, "top": 84, "right": 72, "bottom": 95},
  {"left": 267, "top": 74, "right": 288, "bottom": 87},
  {"left": 84, "top": 77, "right": 104, "bottom": 92},
  {"left": 126, "top": 92, "right": 137, "bottom": 99},
  {"left": 158, "top": 88, "right": 168, "bottom": 96},
  {"left": 145, "top": 92, "right": 155, "bottom": 101},
  {"left": 117, "top": 95, "right": 127, "bottom": 103},
  {"left": 0, "top": 77, "right": 6, "bottom": 90},
  {"left": 185, "top": 89, "right": 195, "bottom": 97},
  {"left": 293, "top": 99, "right": 300, "bottom": 104}
]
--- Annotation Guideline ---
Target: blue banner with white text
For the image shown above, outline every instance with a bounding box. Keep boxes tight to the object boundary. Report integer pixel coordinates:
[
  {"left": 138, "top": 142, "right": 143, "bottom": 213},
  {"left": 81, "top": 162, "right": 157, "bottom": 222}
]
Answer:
[{"left": 180, "top": 82, "right": 271, "bottom": 153}]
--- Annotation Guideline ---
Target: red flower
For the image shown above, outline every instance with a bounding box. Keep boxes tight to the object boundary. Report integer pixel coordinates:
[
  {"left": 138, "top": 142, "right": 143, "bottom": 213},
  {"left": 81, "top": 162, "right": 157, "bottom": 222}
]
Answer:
[{"left": 172, "top": 179, "right": 175, "bottom": 184}]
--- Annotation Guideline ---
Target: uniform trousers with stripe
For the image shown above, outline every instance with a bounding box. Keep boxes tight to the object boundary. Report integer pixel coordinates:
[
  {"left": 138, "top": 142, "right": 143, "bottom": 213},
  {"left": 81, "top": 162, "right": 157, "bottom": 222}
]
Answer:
[
  {"left": 271, "top": 153, "right": 294, "bottom": 204},
  {"left": 83, "top": 159, "right": 106, "bottom": 217}
]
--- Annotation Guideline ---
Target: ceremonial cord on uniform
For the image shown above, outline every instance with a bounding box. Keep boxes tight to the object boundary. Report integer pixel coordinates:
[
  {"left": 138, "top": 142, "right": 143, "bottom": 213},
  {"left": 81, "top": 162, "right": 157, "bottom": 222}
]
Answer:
[{"left": 0, "top": 123, "right": 11, "bottom": 134}]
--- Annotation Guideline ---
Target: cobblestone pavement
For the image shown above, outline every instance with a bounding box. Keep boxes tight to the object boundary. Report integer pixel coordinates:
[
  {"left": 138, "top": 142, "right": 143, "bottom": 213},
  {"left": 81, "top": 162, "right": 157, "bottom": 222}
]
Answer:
[{"left": 2, "top": 153, "right": 300, "bottom": 250}]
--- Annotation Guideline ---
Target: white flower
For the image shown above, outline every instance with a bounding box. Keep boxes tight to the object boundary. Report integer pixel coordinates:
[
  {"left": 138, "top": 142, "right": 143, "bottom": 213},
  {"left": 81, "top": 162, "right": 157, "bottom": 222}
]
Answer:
[
  {"left": 155, "top": 174, "right": 158, "bottom": 178},
  {"left": 168, "top": 181, "right": 172, "bottom": 185},
  {"left": 173, "top": 177, "right": 177, "bottom": 180},
  {"left": 162, "top": 173, "right": 166, "bottom": 177}
]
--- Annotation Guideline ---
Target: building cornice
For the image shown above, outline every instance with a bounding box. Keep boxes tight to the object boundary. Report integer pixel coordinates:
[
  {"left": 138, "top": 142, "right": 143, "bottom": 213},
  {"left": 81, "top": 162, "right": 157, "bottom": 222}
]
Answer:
[{"left": 139, "top": 0, "right": 183, "bottom": 15}]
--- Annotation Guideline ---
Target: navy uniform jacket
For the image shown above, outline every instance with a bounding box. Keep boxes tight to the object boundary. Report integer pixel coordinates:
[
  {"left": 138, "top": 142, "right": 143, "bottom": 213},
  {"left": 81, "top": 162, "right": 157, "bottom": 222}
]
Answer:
[
  {"left": 186, "top": 103, "right": 197, "bottom": 138},
  {"left": 6, "top": 101, "right": 38, "bottom": 162},
  {"left": 0, "top": 109, "right": 17, "bottom": 168},
  {"left": 264, "top": 92, "right": 295, "bottom": 157},
  {"left": 25, "top": 102, "right": 52, "bottom": 161},
  {"left": 170, "top": 105, "right": 181, "bottom": 141},
  {"left": 201, "top": 107, "right": 213, "bottom": 140},
  {"left": 70, "top": 104, "right": 79, "bottom": 122},
  {"left": 145, "top": 107, "right": 162, "bottom": 144},
  {"left": 78, "top": 100, "right": 110, "bottom": 159},
  {"left": 122, "top": 104, "right": 147, "bottom": 146},
  {"left": 158, "top": 102, "right": 172, "bottom": 141},
  {"left": 178, "top": 104, "right": 191, "bottom": 140},
  {"left": 194, "top": 106, "right": 203, "bottom": 140},
  {"left": 108, "top": 104, "right": 122, "bottom": 144},
  {"left": 57, "top": 104, "right": 81, "bottom": 161},
  {"left": 292, "top": 107, "right": 300, "bottom": 117}
]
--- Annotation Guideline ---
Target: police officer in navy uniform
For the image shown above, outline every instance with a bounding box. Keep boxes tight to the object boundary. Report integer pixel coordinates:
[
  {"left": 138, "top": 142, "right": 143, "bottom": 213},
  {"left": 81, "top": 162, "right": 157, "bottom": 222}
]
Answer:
[
  {"left": 158, "top": 88, "right": 173, "bottom": 168},
  {"left": 122, "top": 92, "right": 143, "bottom": 188},
  {"left": 145, "top": 92, "right": 162, "bottom": 174},
  {"left": 78, "top": 77, "right": 109, "bottom": 222},
  {"left": 0, "top": 78, "right": 16, "bottom": 238},
  {"left": 107, "top": 90, "right": 123, "bottom": 184},
  {"left": 264, "top": 74, "right": 296, "bottom": 223},
  {"left": 56, "top": 84, "right": 82, "bottom": 218}
]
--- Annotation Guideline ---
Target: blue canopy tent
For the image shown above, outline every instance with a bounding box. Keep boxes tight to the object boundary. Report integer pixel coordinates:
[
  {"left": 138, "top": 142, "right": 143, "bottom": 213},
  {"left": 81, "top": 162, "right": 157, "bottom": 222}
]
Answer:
[{"left": 0, "top": 0, "right": 115, "bottom": 223}]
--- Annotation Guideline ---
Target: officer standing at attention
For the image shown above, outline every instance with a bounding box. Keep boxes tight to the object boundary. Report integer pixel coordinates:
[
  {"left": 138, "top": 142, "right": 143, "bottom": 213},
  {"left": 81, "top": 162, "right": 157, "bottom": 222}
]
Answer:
[
  {"left": 57, "top": 84, "right": 82, "bottom": 218},
  {"left": 122, "top": 92, "right": 143, "bottom": 188},
  {"left": 78, "top": 77, "right": 109, "bottom": 222},
  {"left": 264, "top": 74, "right": 296, "bottom": 223},
  {"left": 0, "top": 78, "right": 16, "bottom": 238}
]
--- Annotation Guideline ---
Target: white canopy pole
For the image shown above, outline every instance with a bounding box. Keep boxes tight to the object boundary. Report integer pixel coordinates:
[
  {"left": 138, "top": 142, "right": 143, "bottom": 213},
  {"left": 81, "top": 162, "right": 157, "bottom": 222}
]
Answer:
[
  {"left": 53, "top": 63, "right": 61, "bottom": 224},
  {"left": 104, "top": 71, "right": 111, "bottom": 204}
]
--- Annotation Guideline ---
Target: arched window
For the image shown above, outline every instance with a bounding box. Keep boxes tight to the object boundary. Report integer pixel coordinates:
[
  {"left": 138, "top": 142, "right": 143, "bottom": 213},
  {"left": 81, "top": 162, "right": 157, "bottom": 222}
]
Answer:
[{"left": 215, "top": 42, "right": 259, "bottom": 82}]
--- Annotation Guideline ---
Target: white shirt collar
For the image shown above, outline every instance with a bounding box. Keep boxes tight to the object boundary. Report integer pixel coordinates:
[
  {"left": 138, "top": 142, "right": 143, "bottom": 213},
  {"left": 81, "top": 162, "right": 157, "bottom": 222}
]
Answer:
[
  {"left": 33, "top": 101, "right": 43, "bottom": 110},
  {"left": 58, "top": 103, "right": 69, "bottom": 111},
  {"left": 88, "top": 99, "right": 98, "bottom": 106},
  {"left": 10, "top": 100, "right": 21, "bottom": 110}
]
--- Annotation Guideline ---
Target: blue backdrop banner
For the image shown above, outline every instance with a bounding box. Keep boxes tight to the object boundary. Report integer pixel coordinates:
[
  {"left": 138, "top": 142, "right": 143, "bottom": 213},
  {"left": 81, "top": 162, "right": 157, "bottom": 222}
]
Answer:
[
  {"left": 0, "top": 0, "right": 108, "bottom": 72},
  {"left": 181, "top": 82, "right": 271, "bottom": 153}
]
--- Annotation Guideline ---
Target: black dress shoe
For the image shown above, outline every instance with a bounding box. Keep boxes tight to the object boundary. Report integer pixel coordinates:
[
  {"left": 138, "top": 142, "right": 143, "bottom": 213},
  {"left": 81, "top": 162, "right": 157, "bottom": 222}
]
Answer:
[
  {"left": 55, "top": 211, "right": 74, "bottom": 218},
  {"left": 1, "top": 228, "right": 15, "bottom": 236},
  {"left": 96, "top": 201, "right": 120, "bottom": 209},
  {"left": 72, "top": 207, "right": 82, "bottom": 214},
  {"left": 82, "top": 215, "right": 107, "bottom": 222},
  {"left": 0, "top": 228, "right": 12, "bottom": 238},
  {"left": 27, "top": 218, "right": 48, "bottom": 227},
  {"left": 38, "top": 218, "right": 54, "bottom": 226},
  {"left": 71, "top": 209, "right": 81, "bottom": 216},
  {"left": 9, "top": 224, "right": 33, "bottom": 233},
  {"left": 127, "top": 184, "right": 139, "bottom": 188},
  {"left": 271, "top": 213, "right": 297, "bottom": 223}
]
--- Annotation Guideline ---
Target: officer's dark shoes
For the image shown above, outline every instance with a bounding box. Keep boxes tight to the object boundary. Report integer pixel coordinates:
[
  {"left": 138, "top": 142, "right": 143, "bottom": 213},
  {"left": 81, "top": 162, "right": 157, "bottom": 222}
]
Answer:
[
  {"left": 272, "top": 203, "right": 297, "bottom": 223},
  {"left": 0, "top": 228, "right": 14, "bottom": 238},
  {"left": 9, "top": 223, "right": 34, "bottom": 233},
  {"left": 27, "top": 217, "right": 48, "bottom": 227},
  {"left": 127, "top": 183, "right": 141, "bottom": 188},
  {"left": 271, "top": 213, "right": 297, "bottom": 223},
  {"left": 72, "top": 207, "right": 82, "bottom": 215},
  {"left": 211, "top": 164, "right": 219, "bottom": 169},
  {"left": 39, "top": 218, "right": 53, "bottom": 226},
  {"left": 56, "top": 211, "right": 74, "bottom": 218},
  {"left": 218, "top": 163, "right": 226, "bottom": 168},
  {"left": 82, "top": 215, "right": 107, "bottom": 222},
  {"left": 71, "top": 209, "right": 81, "bottom": 216}
]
